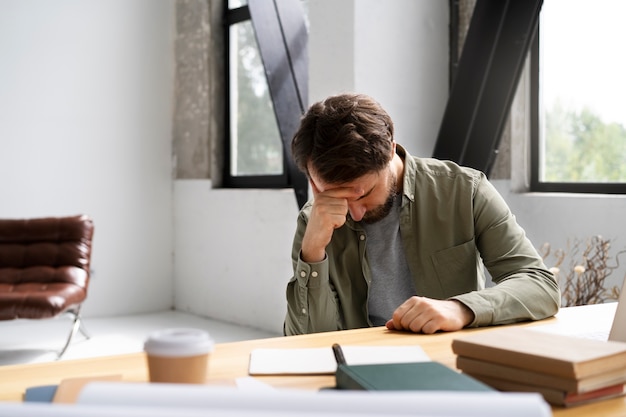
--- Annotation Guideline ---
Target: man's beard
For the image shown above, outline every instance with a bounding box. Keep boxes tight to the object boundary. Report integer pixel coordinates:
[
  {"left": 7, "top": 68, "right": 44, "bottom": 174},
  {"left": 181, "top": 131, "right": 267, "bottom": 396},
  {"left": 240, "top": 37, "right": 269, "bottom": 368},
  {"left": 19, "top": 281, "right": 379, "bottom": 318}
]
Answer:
[{"left": 362, "top": 171, "right": 399, "bottom": 224}]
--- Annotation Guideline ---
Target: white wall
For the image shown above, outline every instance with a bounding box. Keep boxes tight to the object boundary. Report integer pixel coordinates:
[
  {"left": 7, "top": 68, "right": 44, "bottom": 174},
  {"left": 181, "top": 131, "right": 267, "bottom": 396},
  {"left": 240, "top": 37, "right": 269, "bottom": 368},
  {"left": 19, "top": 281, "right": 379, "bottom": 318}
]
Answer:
[
  {"left": 309, "top": 0, "right": 448, "bottom": 158},
  {"left": 173, "top": 182, "right": 296, "bottom": 333},
  {"left": 0, "top": 0, "right": 175, "bottom": 316}
]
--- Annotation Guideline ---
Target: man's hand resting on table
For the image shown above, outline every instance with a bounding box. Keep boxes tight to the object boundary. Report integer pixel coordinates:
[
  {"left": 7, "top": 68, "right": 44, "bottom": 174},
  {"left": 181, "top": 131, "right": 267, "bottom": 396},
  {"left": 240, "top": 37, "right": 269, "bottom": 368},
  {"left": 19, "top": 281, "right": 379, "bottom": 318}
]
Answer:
[{"left": 385, "top": 296, "right": 475, "bottom": 334}]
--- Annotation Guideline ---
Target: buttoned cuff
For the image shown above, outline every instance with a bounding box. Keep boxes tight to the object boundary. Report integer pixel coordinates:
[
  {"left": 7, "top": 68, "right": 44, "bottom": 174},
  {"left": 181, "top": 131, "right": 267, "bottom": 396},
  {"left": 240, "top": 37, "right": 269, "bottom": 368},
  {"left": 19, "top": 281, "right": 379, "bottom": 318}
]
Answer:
[
  {"left": 450, "top": 293, "right": 493, "bottom": 327},
  {"left": 296, "top": 251, "right": 329, "bottom": 288}
]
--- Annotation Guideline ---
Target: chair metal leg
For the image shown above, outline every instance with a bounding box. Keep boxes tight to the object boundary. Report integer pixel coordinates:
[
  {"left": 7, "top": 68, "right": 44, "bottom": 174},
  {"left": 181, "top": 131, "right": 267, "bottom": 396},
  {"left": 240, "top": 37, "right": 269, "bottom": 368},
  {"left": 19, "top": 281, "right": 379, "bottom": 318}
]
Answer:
[
  {"left": 77, "top": 315, "right": 91, "bottom": 339},
  {"left": 56, "top": 310, "right": 90, "bottom": 360}
]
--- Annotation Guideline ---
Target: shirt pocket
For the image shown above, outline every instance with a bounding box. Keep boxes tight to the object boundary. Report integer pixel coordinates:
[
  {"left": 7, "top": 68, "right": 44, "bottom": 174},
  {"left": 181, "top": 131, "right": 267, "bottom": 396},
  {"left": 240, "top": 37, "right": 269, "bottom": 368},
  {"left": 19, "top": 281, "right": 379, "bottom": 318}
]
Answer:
[{"left": 430, "top": 238, "right": 479, "bottom": 296}]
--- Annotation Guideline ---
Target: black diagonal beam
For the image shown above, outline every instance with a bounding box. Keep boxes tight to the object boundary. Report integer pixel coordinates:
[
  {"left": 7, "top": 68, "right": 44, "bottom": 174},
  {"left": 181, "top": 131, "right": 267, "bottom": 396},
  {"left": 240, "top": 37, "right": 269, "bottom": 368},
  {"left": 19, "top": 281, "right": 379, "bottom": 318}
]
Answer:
[
  {"left": 248, "top": 0, "right": 309, "bottom": 209},
  {"left": 433, "top": 0, "right": 543, "bottom": 175}
]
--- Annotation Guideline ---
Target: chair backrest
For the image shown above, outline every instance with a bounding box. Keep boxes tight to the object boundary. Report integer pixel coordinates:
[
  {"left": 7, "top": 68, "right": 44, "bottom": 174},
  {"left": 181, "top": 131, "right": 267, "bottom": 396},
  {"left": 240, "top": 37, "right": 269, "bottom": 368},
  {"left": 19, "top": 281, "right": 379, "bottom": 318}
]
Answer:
[{"left": 0, "top": 215, "right": 94, "bottom": 320}]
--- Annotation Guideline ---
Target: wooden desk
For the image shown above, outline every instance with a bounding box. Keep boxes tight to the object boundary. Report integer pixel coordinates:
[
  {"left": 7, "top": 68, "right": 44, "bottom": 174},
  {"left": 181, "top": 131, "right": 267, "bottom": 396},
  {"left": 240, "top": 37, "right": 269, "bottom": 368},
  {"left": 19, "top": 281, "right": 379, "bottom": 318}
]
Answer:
[{"left": 0, "top": 303, "right": 623, "bottom": 416}]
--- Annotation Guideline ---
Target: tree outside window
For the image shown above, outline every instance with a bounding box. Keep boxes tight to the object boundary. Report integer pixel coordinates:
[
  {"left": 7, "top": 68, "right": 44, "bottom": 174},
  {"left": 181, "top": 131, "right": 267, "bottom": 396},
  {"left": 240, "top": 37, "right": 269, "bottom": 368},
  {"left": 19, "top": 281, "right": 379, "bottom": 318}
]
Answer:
[{"left": 535, "top": 0, "right": 626, "bottom": 191}]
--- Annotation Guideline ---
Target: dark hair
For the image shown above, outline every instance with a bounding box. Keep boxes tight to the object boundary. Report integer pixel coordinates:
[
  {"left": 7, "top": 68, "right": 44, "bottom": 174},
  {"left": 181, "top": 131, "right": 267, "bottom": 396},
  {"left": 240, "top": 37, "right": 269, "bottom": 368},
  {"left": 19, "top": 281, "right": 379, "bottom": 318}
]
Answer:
[{"left": 291, "top": 93, "right": 394, "bottom": 184}]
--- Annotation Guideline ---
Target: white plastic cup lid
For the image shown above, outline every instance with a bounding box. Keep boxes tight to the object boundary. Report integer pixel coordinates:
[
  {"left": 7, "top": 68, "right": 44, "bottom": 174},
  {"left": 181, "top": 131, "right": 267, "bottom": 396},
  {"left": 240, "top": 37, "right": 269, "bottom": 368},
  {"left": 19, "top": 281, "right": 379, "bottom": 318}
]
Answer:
[{"left": 144, "top": 328, "right": 214, "bottom": 357}]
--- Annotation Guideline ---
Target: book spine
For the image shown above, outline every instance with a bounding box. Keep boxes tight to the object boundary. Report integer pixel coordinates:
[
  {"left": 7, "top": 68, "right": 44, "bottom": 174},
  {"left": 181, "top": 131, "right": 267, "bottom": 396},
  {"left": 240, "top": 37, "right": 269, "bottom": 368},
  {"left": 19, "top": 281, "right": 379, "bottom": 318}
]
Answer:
[
  {"left": 455, "top": 356, "right": 579, "bottom": 392},
  {"left": 452, "top": 339, "right": 576, "bottom": 378},
  {"left": 471, "top": 374, "right": 626, "bottom": 407},
  {"left": 470, "top": 374, "right": 567, "bottom": 406}
]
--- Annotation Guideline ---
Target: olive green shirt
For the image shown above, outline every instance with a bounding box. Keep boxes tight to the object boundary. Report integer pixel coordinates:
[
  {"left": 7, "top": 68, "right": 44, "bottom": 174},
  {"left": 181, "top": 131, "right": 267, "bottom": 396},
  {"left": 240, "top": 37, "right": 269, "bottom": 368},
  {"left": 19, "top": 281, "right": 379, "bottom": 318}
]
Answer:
[{"left": 284, "top": 145, "right": 560, "bottom": 336}]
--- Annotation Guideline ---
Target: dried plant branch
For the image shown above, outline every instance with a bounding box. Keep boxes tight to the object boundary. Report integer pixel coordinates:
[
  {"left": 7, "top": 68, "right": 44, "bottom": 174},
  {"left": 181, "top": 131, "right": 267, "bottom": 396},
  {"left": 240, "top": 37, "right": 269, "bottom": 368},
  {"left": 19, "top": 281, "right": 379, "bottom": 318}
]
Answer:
[{"left": 542, "top": 236, "right": 624, "bottom": 307}]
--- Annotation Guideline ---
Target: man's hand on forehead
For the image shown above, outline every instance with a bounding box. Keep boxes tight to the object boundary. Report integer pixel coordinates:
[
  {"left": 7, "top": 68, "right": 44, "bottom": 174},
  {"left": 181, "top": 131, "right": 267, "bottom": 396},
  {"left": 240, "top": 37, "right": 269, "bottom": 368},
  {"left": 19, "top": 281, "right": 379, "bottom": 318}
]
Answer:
[
  {"left": 310, "top": 179, "right": 365, "bottom": 199},
  {"left": 301, "top": 180, "right": 365, "bottom": 263}
]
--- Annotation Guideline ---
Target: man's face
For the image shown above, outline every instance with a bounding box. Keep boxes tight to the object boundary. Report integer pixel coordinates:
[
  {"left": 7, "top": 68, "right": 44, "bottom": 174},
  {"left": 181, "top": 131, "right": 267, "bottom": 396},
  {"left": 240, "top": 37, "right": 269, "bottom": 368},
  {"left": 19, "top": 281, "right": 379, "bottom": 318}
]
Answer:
[
  {"left": 310, "top": 166, "right": 398, "bottom": 224},
  {"left": 361, "top": 169, "right": 398, "bottom": 223}
]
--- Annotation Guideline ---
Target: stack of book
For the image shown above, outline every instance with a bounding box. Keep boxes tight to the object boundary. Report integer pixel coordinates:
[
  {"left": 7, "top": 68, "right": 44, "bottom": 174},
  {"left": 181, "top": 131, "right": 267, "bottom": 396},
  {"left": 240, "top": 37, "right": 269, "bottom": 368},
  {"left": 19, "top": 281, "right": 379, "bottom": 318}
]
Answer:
[{"left": 451, "top": 327, "right": 626, "bottom": 407}]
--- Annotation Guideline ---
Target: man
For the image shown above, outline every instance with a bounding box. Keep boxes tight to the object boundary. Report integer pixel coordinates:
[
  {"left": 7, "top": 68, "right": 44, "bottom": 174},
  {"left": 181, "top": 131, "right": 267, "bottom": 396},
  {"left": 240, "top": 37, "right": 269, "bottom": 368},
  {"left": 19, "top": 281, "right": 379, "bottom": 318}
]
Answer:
[{"left": 284, "top": 93, "right": 560, "bottom": 336}]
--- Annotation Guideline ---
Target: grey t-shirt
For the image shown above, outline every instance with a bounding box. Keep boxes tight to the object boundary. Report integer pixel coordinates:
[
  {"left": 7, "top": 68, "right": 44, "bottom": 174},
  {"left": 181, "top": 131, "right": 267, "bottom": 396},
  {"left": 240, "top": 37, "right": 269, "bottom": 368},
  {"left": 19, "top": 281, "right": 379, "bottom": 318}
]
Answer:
[{"left": 363, "top": 194, "right": 416, "bottom": 326}]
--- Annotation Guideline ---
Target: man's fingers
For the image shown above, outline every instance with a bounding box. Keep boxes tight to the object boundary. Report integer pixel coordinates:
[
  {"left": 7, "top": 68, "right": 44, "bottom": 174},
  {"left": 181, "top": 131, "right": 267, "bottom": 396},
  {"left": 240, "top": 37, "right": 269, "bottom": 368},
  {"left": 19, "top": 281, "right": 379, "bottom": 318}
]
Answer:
[
  {"left": 417, "top": 318, "right": 439, "bottom": 334},
  {"left": 388, "top": 297, "right": 471, "bottom": 334},
  {"left": 311, "top": 195, "right": 349, "bottom": 223},
  {"left": 311, "top": 184, "right": 364, "bottom": 200},
  {"left": 389, "top": 297, "right": 441, "bottom": 333},
  {"left": 389, "top": 297, "right": 420, "bottom": 331}
]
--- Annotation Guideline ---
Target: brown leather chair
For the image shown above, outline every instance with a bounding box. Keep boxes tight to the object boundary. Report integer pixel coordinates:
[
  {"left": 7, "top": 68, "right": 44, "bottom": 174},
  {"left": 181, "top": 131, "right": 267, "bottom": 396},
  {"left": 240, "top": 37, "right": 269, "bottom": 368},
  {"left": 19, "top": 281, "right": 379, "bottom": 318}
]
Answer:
[{"left": 0, "top": 215, "right": 94, "bottom": 359}]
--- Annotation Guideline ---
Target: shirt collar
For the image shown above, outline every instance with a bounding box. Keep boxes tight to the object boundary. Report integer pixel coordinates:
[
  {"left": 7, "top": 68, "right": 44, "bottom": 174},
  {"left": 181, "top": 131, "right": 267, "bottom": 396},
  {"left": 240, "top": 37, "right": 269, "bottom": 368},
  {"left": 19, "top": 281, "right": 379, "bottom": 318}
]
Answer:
[{"left": 396, "top": 144, "right": 416, "bottom": 204}]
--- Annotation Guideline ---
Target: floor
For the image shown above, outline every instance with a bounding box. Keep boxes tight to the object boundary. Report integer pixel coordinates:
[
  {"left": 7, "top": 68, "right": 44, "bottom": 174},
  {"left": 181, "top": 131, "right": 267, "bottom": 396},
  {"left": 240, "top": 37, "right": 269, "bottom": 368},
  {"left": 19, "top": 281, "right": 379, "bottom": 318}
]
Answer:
[{"left": 0, "top": 310, "right": 280, "bottom": 366}]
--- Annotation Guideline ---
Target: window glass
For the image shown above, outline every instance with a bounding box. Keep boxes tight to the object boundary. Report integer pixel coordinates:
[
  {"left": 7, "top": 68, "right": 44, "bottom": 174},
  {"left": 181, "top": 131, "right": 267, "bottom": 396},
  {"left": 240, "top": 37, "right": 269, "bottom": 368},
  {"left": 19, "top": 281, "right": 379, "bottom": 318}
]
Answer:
[
  {"left": 228, "top": 20, "right": 283, "bottom": 176},
  {"left": 539, "top": 0, "right": 626, "bottom": 184}
]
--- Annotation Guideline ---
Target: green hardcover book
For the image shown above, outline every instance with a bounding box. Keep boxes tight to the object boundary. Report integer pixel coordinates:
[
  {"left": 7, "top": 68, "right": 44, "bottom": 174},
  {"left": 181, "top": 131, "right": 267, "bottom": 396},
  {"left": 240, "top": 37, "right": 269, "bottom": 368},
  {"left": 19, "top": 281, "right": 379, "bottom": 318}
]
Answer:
[{"left": 335, "top": 361, "right": 495, "bottom": 392}]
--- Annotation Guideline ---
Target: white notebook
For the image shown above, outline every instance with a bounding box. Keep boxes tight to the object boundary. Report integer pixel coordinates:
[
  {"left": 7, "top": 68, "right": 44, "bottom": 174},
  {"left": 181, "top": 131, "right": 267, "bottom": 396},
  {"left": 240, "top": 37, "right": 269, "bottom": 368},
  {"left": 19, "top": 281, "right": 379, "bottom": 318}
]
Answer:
[{"left": 247, "top": 345, "right": 430, "bottom": 375}]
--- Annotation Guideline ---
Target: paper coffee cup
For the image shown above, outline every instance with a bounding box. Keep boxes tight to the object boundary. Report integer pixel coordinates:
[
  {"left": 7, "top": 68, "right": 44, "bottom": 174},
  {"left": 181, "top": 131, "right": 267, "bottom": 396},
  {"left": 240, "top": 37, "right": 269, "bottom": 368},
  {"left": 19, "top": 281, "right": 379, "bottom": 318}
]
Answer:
[{"left": 144, "top": 328, "right": 214, "bottom": 384}]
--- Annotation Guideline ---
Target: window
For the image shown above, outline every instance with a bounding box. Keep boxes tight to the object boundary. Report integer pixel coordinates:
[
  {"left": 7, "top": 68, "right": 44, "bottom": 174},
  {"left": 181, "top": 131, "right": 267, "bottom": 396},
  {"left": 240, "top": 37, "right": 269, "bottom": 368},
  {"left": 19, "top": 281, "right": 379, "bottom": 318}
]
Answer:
[
  {"left": 223, "top": 0, "right": 309, "bottom": 207},
  {"left": 531, "top": 0, "right": 626, "bottom": 194},
  {"left": 224, "top": 0, "right": 285, "bottom": 187}
]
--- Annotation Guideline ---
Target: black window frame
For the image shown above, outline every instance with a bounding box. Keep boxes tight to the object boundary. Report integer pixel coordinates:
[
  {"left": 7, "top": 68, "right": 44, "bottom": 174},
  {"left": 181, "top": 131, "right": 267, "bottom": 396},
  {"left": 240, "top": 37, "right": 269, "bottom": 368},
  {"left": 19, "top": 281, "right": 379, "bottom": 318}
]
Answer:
[
  {"left": 529, "top": 18, "right": 626, "bottom": 194},
  {"left": 223, "top": 1, "right": 309, "bottom": 208},
  {"left": 223, "top": 4, "right": 287, "bottom": 189}
]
